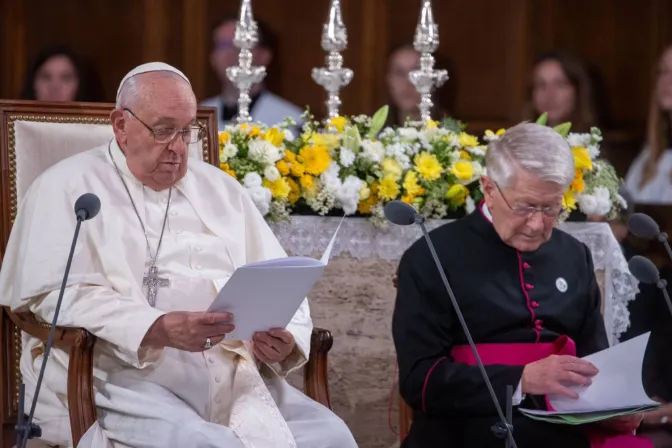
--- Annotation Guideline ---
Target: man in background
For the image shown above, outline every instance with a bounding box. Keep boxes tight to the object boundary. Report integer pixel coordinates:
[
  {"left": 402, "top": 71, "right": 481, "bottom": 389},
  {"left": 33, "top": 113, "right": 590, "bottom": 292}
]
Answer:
[{"left": 203, "top": 14, "right": 303, "bottom": 130}]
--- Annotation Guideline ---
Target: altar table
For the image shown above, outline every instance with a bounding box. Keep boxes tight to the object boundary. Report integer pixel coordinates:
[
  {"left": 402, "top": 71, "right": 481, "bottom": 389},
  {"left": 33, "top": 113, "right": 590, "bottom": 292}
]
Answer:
[{"left": 270, "top": 217, "right": 639, "bottom": 448}]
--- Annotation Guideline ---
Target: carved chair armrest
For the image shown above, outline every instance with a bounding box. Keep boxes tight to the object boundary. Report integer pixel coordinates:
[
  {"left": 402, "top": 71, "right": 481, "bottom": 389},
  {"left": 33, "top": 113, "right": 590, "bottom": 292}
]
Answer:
[
  {"left": 303, "top": 327, "right": 333, "bottom": 410},
  {"left": 7, "top": 309, "right": 97, "bottom": 446}
]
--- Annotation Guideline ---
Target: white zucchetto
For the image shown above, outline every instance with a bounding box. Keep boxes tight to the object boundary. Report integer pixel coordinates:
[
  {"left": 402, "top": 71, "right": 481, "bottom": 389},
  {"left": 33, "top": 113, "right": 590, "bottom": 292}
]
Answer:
[{"left": 116, "top": 62, "right": 191, "bottom": 102}]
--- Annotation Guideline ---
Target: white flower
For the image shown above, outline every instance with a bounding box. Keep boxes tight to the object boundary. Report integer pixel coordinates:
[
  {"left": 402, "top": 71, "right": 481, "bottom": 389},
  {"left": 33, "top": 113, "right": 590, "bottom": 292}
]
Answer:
[
  {"left": 247, "top": 186, "right": 272, "bottom": 216},
  {"left": 284, "top": 129, "right": 295, "bottom": 142},
  {"left": 321, "top": 162, "right": 342, "bottom": 191},
  {"left": 587, "top": 144, "right": 600, "bottom": 160},
  {"left": 446, "top": 134, "right": 461, "bottom": 148},
  {"left": 567, "top": 133, "right": 591, "bottom": 148},
  {"left": 326, "top": 161, "right": 341, "bottom": 178},
  {"left": 578, "top": 186, "right": 612, "bottom": 216},
  {"left": 243, "top": 172, "right": 263, "bottom": 188},
  {"left": 467, "top": 145, "right": 487, "bottom": 157},
  {"left": 384, "top": 143, "right": 411, "bottom": 170},
  {"left": 248, "top": 140, "right": 282, "bottom": 165},
  {"left": 339, "top": 148, "right": 356, "bottom": 167},
  {"left": 483, "top": 134, "right": 500, "bottom": 142},
  {"left": 263, "top": 165, "right": 280, "bottom": 182},
  {"left": 465, "top": 196, "right": 476, "bottom": 214},
  {"left": 336, "top": 175, "right": 363, "bottom": 215},
  {"left": 219, "top": 143, "right": 238, "bottom": 162},
  {"left": 398, "top": 127, "right": 421, "bottom": 141},
  {"left": 360, "top": 140, "right": 385, "bottom": 163}
]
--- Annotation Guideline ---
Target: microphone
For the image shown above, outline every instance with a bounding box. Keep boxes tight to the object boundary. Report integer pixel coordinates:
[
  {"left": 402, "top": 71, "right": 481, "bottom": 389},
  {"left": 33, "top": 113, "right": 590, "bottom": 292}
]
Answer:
[
  {"left": 385, "top": 200, "right": 517, "bottom": 448},
  {"left": 628, "top": 255, "right": 672, "bottom": 320},
  {"left": 628, "top": 213, "right": 672, "bottom": 262},
  {"left": 16, "top": 193, "right": 101, "bottom": 448}
]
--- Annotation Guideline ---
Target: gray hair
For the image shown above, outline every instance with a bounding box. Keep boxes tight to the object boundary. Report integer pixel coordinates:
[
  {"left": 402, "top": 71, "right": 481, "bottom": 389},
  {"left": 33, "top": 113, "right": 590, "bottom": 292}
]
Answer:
[
  {"left": 485, "top": 122, "right": 575, "bottom": 189},
  {"left": 115, "top": 71, "right": 191, "bottom": 109}
]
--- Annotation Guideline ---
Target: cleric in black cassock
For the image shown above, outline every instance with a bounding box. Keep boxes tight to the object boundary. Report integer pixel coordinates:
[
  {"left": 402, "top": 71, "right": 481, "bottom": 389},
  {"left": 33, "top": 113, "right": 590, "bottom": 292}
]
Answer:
[{"left": 393, "top": 123, "right": 654, "bottom": 448}]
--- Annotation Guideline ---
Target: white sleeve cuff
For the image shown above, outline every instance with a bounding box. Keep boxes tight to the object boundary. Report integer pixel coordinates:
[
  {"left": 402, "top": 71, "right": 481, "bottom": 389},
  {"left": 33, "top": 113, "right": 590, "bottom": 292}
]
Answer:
[{"left": 512, "top": 380, "right": 525, "bottom": 406}]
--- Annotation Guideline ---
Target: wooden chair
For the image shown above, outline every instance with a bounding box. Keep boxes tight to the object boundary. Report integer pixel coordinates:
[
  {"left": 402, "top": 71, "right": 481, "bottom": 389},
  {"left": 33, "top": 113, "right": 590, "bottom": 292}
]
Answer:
[{"left": 0, "top": 100, "right": 333, "bottom": 447}]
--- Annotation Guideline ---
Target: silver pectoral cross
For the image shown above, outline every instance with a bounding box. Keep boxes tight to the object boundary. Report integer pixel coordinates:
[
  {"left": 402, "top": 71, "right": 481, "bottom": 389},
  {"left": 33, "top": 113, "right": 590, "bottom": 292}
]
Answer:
[{"left": 142, "top": 265, "right": 170, "bottom": 307}]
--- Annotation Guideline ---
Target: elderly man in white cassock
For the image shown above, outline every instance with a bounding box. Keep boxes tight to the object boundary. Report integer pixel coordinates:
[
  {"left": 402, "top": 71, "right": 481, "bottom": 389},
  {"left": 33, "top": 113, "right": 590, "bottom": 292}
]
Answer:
[{"left": 0, "top": 62, "right": 358, "bottom": 448}]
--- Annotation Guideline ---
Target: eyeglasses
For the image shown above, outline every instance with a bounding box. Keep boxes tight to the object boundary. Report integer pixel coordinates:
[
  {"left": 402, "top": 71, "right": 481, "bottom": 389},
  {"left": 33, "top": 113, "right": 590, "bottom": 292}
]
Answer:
[
  {"left": 124, "top": 108, "right": 205, "bottom": 144},
  {"left": 493, "top": 181, "right": 563, "bottom": 218}
]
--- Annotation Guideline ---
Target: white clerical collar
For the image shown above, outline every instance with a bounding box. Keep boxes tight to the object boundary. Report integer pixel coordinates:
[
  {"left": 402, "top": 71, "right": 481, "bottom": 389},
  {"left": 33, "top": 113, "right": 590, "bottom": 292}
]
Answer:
[
  {"left": 481, "top": 202, "right": 493, "bottom": 223},
  {"left": 108, "top": 138, "right": 143, "bottom": 185}
]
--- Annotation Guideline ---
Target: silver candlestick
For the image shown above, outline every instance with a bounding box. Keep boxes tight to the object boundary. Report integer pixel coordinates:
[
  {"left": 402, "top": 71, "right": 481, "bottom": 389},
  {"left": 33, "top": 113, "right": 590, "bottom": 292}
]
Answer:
[
  {"left": 409, "top": 0, "right": 448, "bottom": 125},
  {"left": 311, "top": 0, "right": 353, "bottom": 120},
  {"left": 226, "top": 0, "right": 266, "bottom": 124}
]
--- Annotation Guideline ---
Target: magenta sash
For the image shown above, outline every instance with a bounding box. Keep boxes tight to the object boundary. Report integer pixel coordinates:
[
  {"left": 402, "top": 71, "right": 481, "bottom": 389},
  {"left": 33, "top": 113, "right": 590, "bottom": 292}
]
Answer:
[{"left": 449, "top": 338, "right": 653, "bottom": 448}]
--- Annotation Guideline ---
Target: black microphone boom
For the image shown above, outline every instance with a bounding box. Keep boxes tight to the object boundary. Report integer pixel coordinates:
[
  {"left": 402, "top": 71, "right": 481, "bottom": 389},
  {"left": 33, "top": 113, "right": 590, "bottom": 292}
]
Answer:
[
  {"left": 628, "top": 255, "right": 672, "bottom": 320},
  {"left": 384, "top": 200, "right": 517, "bottom": 448},
  {"left": 16, "top": 193, "right": 101, "bottom": 448},
  {"left": 628, "top": 213, "right": 672, "bottom": 262}
]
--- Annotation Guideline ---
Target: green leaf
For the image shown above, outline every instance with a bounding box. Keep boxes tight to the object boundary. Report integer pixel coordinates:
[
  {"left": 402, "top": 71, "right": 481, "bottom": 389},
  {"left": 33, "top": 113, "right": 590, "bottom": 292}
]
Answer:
[
  {"left": 366, "top": 105, "right": 389, "bottom": 139},
  {"left": 553, "top": 122, "right": 572, "bottom": 138},
  {"left": 536, "top": 113, "right": 548, "bottom": 126},
  {"left": 442, "top": 117, "right": 466, "bottom": 133}
]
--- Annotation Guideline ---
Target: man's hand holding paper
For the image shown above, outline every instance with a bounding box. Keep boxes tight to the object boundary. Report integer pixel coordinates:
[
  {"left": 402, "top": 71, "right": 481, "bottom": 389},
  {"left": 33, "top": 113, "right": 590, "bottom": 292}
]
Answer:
[
  {"left": 521, "top": 354, "right": 598, "bottom": 398},
  {"left": 253, "top": 329, "right": 296, "bottom": 364},
  {"left": 141, "top": 311, "right": 235, "bottom": 351}
]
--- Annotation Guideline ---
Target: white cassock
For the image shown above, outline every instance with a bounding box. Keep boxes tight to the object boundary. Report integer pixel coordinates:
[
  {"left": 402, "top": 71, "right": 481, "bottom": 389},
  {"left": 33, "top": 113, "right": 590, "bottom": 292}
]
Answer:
[{"left": 0, "top": 139, "right": 357, "bottom": 448}]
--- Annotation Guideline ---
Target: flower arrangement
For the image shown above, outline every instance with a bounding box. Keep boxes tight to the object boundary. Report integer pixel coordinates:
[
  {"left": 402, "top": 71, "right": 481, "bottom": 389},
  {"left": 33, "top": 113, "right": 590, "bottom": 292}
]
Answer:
[{"left": 218, "top": 108, "right": 625, "bottom": 225}]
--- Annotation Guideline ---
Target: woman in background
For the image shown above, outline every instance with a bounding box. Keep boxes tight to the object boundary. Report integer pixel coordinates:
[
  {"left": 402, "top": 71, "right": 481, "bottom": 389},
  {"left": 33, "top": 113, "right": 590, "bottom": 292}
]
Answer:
[
  {"left": 624, "top": 45, "right": 672, "bottom": 204},
  {"left": 524, "top": 50, "right": 603, "bottom": 132},
  {"left": 20, "top": 46, "right": 102, "bottom": 102},
  {"left": 384, "top": 44, "right": 447, "bottom": 127}
]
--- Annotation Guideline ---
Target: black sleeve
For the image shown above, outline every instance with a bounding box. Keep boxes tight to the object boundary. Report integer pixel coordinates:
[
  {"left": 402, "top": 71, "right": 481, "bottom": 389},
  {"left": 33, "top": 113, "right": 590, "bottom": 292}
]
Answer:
[
  {"left": 575, "top": 243, "right": 610, "bottom": 358},
  {"left": 392, "top": 244, "right": 524, "bottom": 417}
]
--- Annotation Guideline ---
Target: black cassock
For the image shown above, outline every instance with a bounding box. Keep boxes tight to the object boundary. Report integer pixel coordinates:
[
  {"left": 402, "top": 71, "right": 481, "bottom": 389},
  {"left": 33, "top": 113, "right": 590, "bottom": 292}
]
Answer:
[{"left": 393, "top": 207, "right": 609, "bottom": 448}]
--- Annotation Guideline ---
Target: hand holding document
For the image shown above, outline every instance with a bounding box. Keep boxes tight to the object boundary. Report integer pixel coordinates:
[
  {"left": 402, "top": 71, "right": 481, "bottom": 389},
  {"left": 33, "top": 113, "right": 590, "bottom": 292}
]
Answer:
[
  {"left": 207, "top": 217, "right": 344, "bottom": 341},
  {"left": 519, "top": 333, "right": 661, "bottom": 424}
]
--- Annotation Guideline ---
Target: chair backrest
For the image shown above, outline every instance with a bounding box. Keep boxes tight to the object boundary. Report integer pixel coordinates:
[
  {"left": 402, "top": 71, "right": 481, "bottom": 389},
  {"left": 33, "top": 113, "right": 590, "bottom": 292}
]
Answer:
[{"left": 0, "top": 99, "right": 220, "bottom": 434}]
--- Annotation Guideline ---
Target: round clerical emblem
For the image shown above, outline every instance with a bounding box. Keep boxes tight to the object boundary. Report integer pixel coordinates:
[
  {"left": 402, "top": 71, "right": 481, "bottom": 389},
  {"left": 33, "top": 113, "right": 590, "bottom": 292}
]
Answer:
[{"left": 556, "top": 277, "right": 568, "bottom": 293}]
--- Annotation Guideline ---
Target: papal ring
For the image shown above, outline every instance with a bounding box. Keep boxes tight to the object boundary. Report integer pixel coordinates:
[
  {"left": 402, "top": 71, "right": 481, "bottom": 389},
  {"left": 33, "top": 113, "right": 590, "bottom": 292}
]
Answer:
[{"left": 204, "top": 338, "right": 212, "bottom": 349}]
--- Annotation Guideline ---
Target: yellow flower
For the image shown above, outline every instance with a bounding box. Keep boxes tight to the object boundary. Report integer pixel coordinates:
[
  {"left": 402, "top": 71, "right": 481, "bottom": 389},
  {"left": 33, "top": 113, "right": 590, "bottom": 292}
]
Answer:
[
  {"left": 563, "top": 190, "right": 577, "bottom": 211},
  {"left": 450, "top": 161, "right": 474, "bottom": 181},
  {"left": 263, "top": 177, "right": 291, "bottom": 200},
  {"left": 571, "top": 169, "right": 585, "bottom": 193},
  {"left": 311, "top": 132, "right": 340, "bottom": 150},
  {"left": 300, "top": 175, "right": 314, "bottom": 189},
  {"left": 276, "top": 160, "right": 290, "bottom": 176},
  {"left": 264, "top": 128, "right": 285, "bottom": 146},
  {"left": 572, "top": 146, "right": 593, "bottom": 171},
  {"left": 414, "top": 152, "right": 443, "bottom": 181},
  {"left": 458, "top": 132, "right": 479, "bottom": 148},
  {"left": 328, "top": 116, "right": 348, "bottom": 133},
  {"left": 401, "top": 194, "right": 416, "bottom": 204},
  {"left": 284, "top": 149, "right": 297, "bottom": 163},
  {"left": 382, "top": 158, "right": 403, "bottom": 180},
  {"left": 359, "top": 183, "right": 371, "bottom": 201},
  {"left": 219, "top": 163, "right": 236, "bottom": 179},
  {"left": 241, "top": 124, "right": 262, "bottom": 138},
  {"left": 485, "top": 129, "right": 506, "bottom": 137},
  {"left": 425, "top": 120, "right": 439, "bottom": 130},
  {"left": 459, "top": 150, "right": 472, "bottom": 160},
  {"left": 358, "top": 193, "right": 378, "bottom": 214},
  {"left": 403, "top": 171, "right": 424, "bottom": 197},
  {"left": 218, "top": 132, "right": 230, "bottom": 145},
  {"left": 290, "top": 162, "right": 305, "bottom": 177},
  {"left": 287, "top": 177, "right": 300, "bottom": 204},
  {"left": 378, "top": 176, "right": 401, "bottom": 201},
  {"left": 446, "top": 184, "right": 469, "bottom": 206},
  {"left": 299, "top": 145, "right": 332, "bottom": 175}
]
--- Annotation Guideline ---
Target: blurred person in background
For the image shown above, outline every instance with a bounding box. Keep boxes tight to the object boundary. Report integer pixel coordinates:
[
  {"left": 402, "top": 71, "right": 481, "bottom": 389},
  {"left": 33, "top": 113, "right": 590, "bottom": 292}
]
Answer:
[
  {"left": 624, "top": 45, "right": 672, "bottom": 204},
  {"left": 20, "top": 46, "right": 102, "bottom": 102},
  {"left": 203, "top": 14, "right": 302, "bottom": 130},
  {"left": 524, "top": 51, "right": 606, "bottom": 132},
  {"left": 384, "top": 44, "right": 447, "bottom": 128}
]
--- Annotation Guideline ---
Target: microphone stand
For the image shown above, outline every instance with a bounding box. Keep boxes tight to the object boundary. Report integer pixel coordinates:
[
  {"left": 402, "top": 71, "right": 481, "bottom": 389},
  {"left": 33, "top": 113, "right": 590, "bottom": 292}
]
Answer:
[
  {"left": 16, "top": 215, "right": 85, "bottom": 448},
  {"left": 415, "top": 215, "right": 517, "bottom": 448}
]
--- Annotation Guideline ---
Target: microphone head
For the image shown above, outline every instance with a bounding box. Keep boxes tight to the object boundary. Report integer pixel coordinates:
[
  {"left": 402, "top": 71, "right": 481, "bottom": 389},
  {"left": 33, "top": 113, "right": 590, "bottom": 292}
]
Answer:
[
  {"left": 628, "top": 255, "right": 660, "bottom": 285},
  {"left": 628, "top": 213, "right": 660, "bottom": 240},
  {"left": 74, "top": 193, "right": 101, "bottom": 221},
  {"left": 384, "top": 200, "right": 419, "bottom": 226}
]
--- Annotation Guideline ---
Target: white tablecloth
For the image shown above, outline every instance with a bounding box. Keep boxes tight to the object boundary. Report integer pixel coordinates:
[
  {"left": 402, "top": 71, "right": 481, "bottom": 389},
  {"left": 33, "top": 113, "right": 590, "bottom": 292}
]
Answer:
[{"left": 270, "top": 217, "right": 639, "bottom": 345}]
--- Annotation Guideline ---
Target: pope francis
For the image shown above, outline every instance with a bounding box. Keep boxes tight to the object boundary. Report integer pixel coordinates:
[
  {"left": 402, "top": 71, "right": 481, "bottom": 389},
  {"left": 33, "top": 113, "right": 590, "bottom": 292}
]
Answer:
[{"left": 0, "top": 63, "right": 358, "bottom": 448}]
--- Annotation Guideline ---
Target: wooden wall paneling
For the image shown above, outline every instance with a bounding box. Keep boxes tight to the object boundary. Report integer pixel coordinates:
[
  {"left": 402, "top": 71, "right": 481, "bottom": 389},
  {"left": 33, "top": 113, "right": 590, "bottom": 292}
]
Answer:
[
  {"left": 181, "top": 0, "right": 208, "bottom": 101},
  {"left": 0, "top": 0, "right": 26, "bottom": 100},
  {"left": 359, "top": 0, "right": 390, "bottom": 115}
]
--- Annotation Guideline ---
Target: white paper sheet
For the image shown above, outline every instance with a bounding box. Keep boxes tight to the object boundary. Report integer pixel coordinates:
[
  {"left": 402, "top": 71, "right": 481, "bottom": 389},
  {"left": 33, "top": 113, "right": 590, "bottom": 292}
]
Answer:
[
  {"left": 520, "top": 332, "right": 658, "bottom": 415},
  {"left": 207, "top": 216, "right": 344, "bottom": 341}
]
